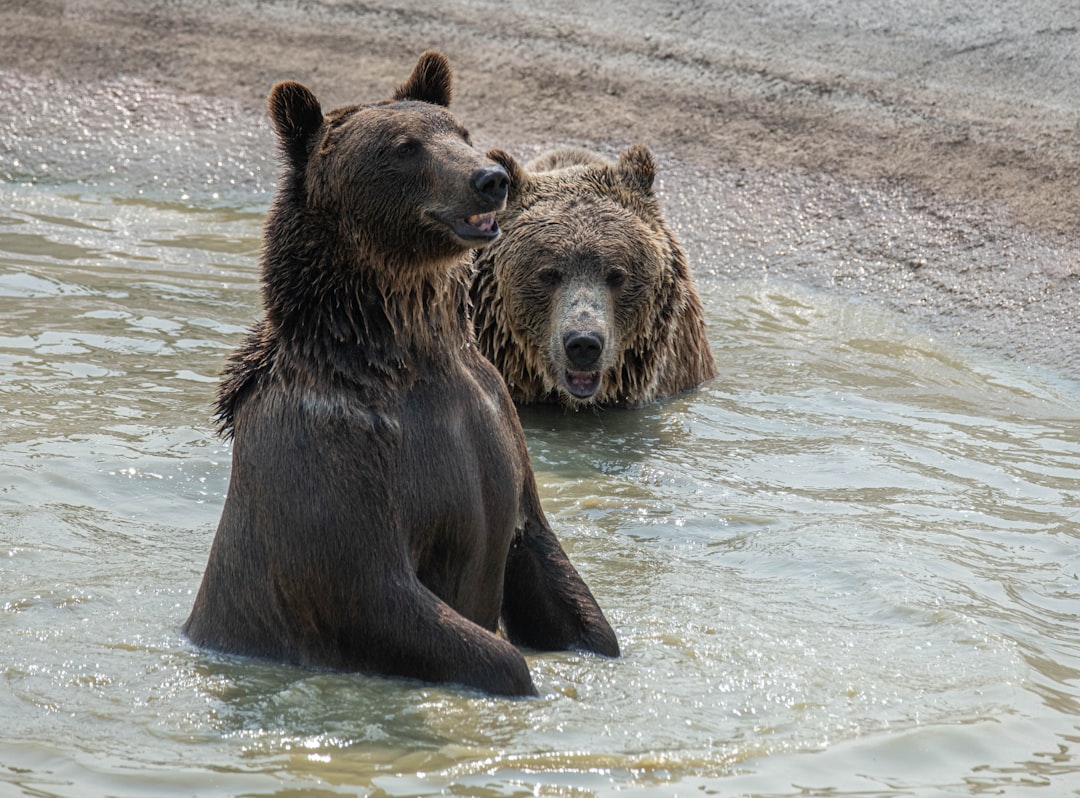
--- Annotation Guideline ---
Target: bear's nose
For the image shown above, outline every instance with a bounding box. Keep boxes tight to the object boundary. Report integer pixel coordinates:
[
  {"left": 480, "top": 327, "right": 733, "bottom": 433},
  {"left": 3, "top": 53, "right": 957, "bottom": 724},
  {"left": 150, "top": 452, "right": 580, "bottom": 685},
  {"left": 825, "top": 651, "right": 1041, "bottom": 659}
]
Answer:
[
  {"left": 563, "top": 331, "right": 604, "bottom": 369},
  {"left": 473, "top": 165, "right": 509, "bottom": 205}
]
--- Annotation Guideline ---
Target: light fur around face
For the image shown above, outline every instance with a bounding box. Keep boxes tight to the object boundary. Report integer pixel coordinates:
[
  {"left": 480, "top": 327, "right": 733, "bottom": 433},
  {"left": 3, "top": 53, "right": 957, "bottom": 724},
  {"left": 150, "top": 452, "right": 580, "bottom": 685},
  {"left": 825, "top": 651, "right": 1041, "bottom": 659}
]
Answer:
[{"left": 471, "top": 145, "right": 717, "bottom": 409}]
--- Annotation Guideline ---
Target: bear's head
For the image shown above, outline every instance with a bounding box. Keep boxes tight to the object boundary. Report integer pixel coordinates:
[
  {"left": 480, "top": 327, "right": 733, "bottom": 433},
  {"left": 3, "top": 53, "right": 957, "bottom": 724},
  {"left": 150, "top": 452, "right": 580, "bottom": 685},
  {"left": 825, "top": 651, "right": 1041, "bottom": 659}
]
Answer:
[
  {"left": 266, "top": 51, "right": 509, "bottom": 273},
  {"left": 473, "top": 145, "right": 690, "bottom": 407}
]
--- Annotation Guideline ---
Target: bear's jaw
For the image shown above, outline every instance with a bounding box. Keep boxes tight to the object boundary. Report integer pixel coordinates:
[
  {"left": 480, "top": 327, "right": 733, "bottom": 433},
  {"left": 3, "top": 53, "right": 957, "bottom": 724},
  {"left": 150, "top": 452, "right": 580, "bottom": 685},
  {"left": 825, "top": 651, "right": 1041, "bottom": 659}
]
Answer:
[
  {"left": 434, "top": 210, "right": 501, "bottom": 245},
  {"left": 465, "top": 212, "right": 498, "bottom": 235},
  {"left": 561, "top": 368, "right": 602, "bottom": 400}
]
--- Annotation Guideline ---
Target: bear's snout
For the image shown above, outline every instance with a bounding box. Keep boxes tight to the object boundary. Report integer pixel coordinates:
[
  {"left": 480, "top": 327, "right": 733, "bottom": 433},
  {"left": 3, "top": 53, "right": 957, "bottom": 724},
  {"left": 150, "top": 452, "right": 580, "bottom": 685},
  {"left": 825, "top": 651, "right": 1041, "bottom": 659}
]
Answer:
[
  {"left": 472, "top": 165, "right": 510, "bottom": 207},
  {"left": 563, "top": 330, "right": 604, "bottom": 370}
]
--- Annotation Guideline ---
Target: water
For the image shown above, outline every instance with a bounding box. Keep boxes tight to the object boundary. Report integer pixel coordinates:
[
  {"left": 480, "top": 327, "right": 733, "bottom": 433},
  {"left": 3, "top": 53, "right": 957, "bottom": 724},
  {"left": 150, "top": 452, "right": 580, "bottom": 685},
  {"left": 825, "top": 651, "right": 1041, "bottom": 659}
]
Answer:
[{"left": 2, "top": 119, "right": 1080, "bottom": 797}]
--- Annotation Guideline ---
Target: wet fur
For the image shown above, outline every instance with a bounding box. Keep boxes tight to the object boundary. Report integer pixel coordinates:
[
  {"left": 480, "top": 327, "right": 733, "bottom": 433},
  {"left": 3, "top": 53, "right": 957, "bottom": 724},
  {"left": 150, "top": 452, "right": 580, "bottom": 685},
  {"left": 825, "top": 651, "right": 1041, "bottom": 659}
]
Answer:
[
  {"left": 184, "top": 52, "right": 618, "bottom": 697},
  {"left": 470, "top": 145, "right": 717, "bottom": 409}
]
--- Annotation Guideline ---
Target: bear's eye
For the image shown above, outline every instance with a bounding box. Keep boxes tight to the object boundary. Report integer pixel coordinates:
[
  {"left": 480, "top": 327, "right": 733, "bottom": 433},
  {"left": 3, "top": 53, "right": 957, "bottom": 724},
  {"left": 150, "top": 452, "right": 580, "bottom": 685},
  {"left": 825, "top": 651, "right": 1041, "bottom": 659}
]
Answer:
[
  {"left": 395, "top": 140, "right": 421, "bottom": 158},
  {"left": 606, "top": 269, "right": 627, "bottom": 289},
  {"left": 537, "top": 267, "right": 562, "bottom": 287}
]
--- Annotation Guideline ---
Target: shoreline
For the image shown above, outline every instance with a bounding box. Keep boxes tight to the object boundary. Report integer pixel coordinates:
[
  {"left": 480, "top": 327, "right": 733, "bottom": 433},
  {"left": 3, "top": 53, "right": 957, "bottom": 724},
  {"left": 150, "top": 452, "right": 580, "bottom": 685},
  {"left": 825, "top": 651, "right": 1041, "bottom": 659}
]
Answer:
[{"left": 2, "top": 0, "right": 1077, "bottom": 377}]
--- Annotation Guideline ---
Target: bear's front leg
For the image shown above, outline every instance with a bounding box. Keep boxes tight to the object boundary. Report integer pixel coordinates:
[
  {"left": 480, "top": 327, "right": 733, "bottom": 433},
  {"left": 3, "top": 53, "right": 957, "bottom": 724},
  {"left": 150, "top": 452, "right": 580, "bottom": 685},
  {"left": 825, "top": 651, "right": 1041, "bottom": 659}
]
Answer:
[
  {"left": 500, "top": 496, "right": 619, "bottom": 658},
  {"left": 371, "top": 580, "right": 539, "bottom": 697}
]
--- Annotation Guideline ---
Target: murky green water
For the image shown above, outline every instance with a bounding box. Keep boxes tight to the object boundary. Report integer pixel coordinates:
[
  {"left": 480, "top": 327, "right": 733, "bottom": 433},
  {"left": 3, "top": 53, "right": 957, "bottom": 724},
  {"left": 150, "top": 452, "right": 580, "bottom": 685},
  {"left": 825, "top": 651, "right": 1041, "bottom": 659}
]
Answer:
[{"left": 2, "top": 162, "right": 1079, "bottom": 794}]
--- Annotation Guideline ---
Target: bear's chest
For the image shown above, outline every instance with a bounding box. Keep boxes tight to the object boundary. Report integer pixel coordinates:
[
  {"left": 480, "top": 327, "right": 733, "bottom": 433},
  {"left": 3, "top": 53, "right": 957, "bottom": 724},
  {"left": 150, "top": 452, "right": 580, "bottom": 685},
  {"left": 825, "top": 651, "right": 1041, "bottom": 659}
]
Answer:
[{"left": 399, "top": 368, "right": 524, "bottom": 622}]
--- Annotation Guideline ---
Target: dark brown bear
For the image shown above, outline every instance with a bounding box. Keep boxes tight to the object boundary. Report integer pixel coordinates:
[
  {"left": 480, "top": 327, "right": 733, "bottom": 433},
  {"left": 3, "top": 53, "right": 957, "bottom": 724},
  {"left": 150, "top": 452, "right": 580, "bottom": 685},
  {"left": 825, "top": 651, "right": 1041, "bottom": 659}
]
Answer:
[
  {"left": 183, "top": 52, "right": 618, "bottom": 697},
  {"left": 470, "top": 146, "right": 717, "bottom": 408}
]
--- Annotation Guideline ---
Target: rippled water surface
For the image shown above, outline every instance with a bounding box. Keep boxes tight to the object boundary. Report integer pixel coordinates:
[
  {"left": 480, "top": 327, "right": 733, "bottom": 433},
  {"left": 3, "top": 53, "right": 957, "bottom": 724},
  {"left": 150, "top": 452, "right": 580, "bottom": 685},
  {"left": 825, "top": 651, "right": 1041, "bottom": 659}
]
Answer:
[{"left": 2, "top": 163, "right": 1079, "bottom": 797}]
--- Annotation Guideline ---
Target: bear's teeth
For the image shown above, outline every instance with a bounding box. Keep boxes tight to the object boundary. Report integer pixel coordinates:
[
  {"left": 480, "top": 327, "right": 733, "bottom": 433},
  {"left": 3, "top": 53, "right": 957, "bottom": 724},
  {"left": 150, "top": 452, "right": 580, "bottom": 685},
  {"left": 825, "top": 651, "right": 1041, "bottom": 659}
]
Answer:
[
  {"left": 564, "top": 370, "right": 601, "bottom": 398},
  {"left": 467, "top": 213, "right": 496, "bottom": 232}
]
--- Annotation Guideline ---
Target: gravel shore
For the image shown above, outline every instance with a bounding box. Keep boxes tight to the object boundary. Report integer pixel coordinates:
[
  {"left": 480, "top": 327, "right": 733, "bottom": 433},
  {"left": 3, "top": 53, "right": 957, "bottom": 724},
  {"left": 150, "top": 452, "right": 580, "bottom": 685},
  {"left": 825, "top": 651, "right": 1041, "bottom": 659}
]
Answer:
[{"left": 3, "top": 0, "right": 1077, "bottom": 374}]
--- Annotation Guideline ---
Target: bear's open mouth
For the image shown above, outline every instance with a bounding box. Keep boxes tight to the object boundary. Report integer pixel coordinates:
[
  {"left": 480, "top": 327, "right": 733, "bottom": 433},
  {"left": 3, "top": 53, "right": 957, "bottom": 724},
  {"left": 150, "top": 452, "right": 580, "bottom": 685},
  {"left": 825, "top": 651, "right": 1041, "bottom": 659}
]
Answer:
[
  {"left": 455, "top": 212, "right": 500, "bottom": 241},
  {"left": 562, "top": 369, "right": 602, "bottom": 399}
]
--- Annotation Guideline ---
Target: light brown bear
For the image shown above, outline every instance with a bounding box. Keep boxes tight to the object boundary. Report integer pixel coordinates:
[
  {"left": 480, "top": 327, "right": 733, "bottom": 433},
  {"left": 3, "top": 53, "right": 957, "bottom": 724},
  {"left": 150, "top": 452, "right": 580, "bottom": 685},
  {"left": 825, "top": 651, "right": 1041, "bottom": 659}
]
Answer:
[
  {"left": 183, "top": 52, "right": 618, "bottom": 697},
  {"left": 470, "top": 146, "right": 717, "bottom": 408}
]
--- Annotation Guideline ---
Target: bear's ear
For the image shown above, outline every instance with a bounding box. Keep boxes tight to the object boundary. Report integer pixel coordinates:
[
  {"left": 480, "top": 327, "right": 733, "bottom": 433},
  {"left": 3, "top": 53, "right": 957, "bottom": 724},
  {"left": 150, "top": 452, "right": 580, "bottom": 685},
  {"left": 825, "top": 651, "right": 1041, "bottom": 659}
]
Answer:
[
  {"left": 268, "top": 81, "right": 324, "bottom": 165},
  {"left": 616, "top": 144, "right": 657, "bottom": 195},
  {"left": 487, "top": 148, "right": 531, "bottom": 202},
  {"left": 393, "top": 50, "right": 454, "bottom": 107}
]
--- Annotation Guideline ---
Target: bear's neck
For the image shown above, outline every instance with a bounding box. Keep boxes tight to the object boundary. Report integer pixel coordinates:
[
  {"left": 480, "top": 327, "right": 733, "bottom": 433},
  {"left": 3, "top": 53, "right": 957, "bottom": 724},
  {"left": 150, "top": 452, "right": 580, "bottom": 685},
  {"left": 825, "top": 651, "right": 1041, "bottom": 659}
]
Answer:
[{"left": 262, "top": 248, "right": 472, "bottom": 377}]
